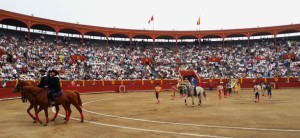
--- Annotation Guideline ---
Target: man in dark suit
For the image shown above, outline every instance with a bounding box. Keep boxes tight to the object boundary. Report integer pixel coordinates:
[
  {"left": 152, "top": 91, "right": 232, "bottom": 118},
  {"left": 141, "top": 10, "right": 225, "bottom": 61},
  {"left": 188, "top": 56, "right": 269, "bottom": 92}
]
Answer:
[
  {"left": 37, "top": 69, "right": 48, "bottom": 88},
  {"left": 45, "top": 70, "right": 61, "bottom": 105}
]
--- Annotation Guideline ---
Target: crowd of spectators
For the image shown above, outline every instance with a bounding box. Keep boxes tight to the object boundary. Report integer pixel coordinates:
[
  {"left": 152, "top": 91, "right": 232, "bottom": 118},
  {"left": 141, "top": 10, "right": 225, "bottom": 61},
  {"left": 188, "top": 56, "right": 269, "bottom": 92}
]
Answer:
[{"left": 0, "top": 30, "right": 300, "bottom": 81}]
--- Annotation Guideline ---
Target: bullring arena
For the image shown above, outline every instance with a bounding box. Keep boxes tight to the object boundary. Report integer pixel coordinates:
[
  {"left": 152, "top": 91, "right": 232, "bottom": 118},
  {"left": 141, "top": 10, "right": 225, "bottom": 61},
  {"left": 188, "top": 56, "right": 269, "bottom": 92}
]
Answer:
[
  {"left": 1, "top": 2, "right": 300, "bottom": 137},
  {"left": 1, "top": 88, "right": 300, "bottom": 138}
]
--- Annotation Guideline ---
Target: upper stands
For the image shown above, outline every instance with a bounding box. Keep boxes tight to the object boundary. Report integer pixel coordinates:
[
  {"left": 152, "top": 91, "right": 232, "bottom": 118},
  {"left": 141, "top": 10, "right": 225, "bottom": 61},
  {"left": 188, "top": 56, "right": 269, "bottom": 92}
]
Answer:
[
  {"left": 0, "top": 10, "right": 299, "bottom": 81},
  {"left": 1, "top": 28, "right": 299, "bottom": 81}
]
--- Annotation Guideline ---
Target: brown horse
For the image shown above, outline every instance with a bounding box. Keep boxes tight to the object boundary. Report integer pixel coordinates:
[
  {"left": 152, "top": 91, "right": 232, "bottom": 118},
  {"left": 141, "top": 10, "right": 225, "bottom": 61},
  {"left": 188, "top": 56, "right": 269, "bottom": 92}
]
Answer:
[
  {"left": 13, "top": 80, "right": 84, "bottom": 126},
  {"left": 12, "top": 80, "right": 62, "bottom": 123}
]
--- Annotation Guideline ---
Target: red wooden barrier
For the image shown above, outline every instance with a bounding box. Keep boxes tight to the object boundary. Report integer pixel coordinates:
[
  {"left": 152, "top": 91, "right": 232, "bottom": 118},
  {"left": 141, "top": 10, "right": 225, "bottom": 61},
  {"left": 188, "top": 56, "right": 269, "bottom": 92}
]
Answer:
[{"left": 1, "top": 78, "right": 300, "bottom": 99}]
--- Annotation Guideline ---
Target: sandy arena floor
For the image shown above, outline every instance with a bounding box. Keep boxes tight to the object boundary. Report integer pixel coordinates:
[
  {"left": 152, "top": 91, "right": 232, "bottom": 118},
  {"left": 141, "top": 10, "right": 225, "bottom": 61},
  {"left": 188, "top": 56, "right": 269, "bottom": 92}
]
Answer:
[{"left": 0, "top": 89, "right": 300, "bottom": 138}]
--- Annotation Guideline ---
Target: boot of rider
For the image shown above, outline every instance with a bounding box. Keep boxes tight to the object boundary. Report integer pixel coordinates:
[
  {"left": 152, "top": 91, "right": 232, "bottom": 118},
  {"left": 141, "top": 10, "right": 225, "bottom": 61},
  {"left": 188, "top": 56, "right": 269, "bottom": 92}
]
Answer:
[
  {"left": 51, "top": 97, "right": 56, "bottom": 106},
  {"left": 52, "top": 100, "right": 56, "bottom": 106},
  {"left": 194, "top": 86, "right": 197, "bottom": 97},
  {"left": 50, "top": 100, "right": 55, "bottom": 106}
]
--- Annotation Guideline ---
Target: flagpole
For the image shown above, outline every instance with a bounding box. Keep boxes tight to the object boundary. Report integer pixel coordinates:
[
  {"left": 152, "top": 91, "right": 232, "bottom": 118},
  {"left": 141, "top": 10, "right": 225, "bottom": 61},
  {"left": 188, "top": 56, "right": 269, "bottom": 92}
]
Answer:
[
  {"left": 152, "top": 15, "right": 154, "bottom": 31},
  {"left": 198, "top": 16, "right": 201, "bottom": 49},
  {"left": 153, "top": 21, "right": 154, "bottom": 31},
  {"left": 198, "top": 24, "right": 200, "bottom": 48}
]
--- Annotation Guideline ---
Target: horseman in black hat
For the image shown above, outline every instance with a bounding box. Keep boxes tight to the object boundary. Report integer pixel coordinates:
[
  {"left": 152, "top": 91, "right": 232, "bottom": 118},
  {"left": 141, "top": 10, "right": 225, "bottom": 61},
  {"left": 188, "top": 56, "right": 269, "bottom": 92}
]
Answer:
[
  {"left": 37, "top": 69, "right": 48, "bottom": 88},
  {"left": 45, "top": 70, "right": 62, "bottom": 105}
]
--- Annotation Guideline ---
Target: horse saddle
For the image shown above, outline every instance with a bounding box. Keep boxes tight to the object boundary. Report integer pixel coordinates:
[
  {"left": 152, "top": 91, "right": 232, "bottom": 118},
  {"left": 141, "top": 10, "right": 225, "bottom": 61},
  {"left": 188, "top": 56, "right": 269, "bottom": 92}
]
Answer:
[
  {"left": 48, "top": 91, "right": 62, "bottom": 97},
  {"left": 48, "top": 91, "right": 62, "bottom": 100},
  {"left": 48, "top": 91, "right": 62, "bottom": 106}
]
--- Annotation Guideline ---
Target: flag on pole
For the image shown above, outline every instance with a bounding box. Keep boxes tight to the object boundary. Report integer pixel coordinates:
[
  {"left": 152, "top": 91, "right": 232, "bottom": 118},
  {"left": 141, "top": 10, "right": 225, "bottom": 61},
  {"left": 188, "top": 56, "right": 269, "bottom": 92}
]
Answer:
[
  {"left": 148, "top": 15, "right": 154, "bottom": 24},
  {"left": 197, "top": 17, "right": 201, "bottom": 25}
]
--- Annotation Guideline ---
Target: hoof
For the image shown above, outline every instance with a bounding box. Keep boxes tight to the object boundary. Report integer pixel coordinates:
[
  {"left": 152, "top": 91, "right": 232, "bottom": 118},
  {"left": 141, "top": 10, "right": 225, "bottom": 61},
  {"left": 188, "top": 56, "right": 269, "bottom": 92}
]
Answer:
[
  {"left": 64, "top": 117, "right": 67, "bottom": 120},
  {"left": 43, "top": 123, "right": 48, "bottom": 126},
  {"left": 33, "top": 120, "right": 37, "bottom": 123},
  {"left": 81, "top": 120, "right": 84, "bottom": 123},
  {"left": 51, "top": 118, "right": 56, "bottom": 121},
  {"left": 38, "top": 121, "right": 42, "bottom": 125}
]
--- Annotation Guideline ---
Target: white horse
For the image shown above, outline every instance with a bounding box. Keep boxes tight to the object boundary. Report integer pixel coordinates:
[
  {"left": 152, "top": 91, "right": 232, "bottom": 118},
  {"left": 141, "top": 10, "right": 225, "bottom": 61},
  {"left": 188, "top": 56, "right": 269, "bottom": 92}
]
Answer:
[{"left": 185, "top": 82, "right": 207, "bottom": 107}]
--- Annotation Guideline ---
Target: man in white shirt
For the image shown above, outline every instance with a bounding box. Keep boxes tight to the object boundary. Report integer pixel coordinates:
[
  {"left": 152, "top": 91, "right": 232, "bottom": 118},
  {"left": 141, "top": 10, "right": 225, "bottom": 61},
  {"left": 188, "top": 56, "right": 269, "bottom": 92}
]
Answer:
[{"left": 254, "top": 83, "right": 262, "bottom": 103}]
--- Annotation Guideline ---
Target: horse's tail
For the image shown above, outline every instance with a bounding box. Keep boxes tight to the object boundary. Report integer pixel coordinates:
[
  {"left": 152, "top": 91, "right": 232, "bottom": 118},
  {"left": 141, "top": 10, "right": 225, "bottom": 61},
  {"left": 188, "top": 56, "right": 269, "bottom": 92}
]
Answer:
[{"left": 74, "top": 91, "right": 82, "bottom": 107}]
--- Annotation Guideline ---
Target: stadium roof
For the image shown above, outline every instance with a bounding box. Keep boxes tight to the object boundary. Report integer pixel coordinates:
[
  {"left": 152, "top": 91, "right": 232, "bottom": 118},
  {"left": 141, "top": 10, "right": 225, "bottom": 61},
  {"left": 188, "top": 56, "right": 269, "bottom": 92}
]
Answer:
[{"left": 1, "top": 10, "right": 300, "bottom": 39}]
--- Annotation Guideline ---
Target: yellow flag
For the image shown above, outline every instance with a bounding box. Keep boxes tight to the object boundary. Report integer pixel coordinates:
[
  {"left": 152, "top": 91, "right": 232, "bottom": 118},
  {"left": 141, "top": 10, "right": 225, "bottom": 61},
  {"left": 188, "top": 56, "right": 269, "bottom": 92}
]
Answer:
[{"left": 197, "top": 17, "right": 200, "bottom": 25}]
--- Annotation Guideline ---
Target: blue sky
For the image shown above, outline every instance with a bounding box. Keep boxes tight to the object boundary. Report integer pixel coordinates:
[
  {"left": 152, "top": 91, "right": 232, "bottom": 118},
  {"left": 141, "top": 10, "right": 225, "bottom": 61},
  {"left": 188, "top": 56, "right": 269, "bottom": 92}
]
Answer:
[{"left": 1, "top": 0, "right": 299, "bottom": 31}]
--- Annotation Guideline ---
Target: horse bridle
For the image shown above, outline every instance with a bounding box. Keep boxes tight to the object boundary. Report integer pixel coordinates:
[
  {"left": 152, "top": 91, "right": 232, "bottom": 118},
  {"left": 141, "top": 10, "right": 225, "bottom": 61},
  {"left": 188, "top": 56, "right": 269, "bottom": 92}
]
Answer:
[{"left": 18, "top": 82, "right": 28, "bottom": 103}]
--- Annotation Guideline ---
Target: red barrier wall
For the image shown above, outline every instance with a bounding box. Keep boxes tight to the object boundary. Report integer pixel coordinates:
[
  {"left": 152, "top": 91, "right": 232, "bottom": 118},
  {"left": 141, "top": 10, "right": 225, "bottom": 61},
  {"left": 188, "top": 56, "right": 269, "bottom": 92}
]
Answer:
[{"left": 1, "top": 78, "right": 299, "bottom": 99}]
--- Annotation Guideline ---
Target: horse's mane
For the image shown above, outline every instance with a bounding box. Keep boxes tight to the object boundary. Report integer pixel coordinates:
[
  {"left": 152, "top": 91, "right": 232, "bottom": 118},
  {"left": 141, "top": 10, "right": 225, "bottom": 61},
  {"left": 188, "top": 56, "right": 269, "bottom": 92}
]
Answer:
[
  {"left": 19, "top": 80, "right": 43, "bottom": 91},
  {"left": 23, "top": 86, "right": 46, "bottom": 95},
  {"left": 24, "top": 86, "right": 43, "bottom": 90}
]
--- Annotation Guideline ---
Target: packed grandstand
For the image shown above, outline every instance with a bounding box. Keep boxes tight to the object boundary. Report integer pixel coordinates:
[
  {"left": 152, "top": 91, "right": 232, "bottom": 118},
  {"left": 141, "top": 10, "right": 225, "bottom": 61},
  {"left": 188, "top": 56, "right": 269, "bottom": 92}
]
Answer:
[{"left": 0, "top": 10, "right": 300, "bottom": 81}]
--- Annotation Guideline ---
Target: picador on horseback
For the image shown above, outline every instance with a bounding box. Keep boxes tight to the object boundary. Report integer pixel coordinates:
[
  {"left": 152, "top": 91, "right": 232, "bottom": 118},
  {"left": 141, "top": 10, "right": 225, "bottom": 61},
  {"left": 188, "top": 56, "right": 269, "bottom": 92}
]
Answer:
[
  {"left": 45, "top": 70, "right": 62, "bottom": 105},
  {"left": 37, "top": 69, "right": 48, "bottom": 88},
  {"left": 191, "top": 77, "right": 198, "bottom": 97}
]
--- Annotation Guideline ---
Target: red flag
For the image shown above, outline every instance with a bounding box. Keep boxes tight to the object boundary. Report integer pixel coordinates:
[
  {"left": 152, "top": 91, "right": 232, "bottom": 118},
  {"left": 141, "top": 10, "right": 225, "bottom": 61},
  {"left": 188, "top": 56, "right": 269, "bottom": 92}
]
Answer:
[{"left": 148, "top": 15, "right": 154, "bottom": 24}]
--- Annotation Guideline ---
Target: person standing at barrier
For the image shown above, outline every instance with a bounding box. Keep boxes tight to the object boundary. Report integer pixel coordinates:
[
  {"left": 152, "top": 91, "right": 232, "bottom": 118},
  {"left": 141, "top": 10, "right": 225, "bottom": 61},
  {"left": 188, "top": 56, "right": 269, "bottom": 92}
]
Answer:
[
  {"left": 154, "top": 83, "right": 162, "bottom": 104},
  {"left": 254, "top": 83, "right": 261, "bottom": 103},
  {"left": 261, "top": 82, "right": 266, "bottom": 97},
  {"left": 235, "top": 82, "right": 241, "bottom": 94},
  {"left": 170, "top": 83, "right": 177, "bottom": 100},
  {"left": 223, "top": 83, "right": 228, "bottom": 98},
  {"left": 227, "top": 81, "right": 232, "bottom": 97},
  {"left": 217, "top": 83, "right": 223, "bottom": 100},
  {"left": 266, "top": 82, "right": 272, "bottom": 99}
]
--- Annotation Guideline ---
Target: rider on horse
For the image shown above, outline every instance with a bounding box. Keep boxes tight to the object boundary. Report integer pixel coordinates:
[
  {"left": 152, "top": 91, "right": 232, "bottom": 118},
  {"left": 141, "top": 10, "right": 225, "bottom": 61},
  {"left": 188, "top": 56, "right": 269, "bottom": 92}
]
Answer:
[
  {"left": 45, "top": 70, "right": 62, "bottom": 105},
  {"left": 191, "top": 77, "right": 198, "bottom": 96},
  {"left": 37, "top": 69, "right": 48, "bottom": 88}
]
